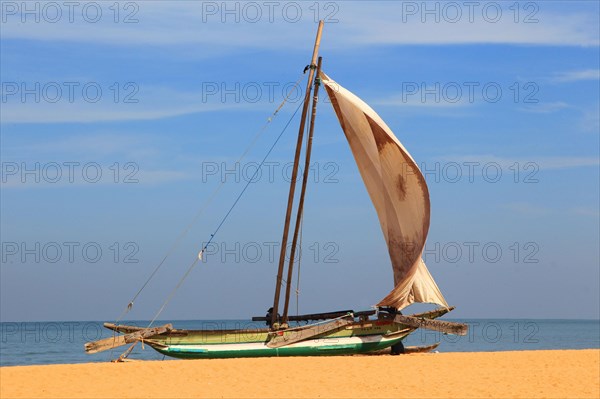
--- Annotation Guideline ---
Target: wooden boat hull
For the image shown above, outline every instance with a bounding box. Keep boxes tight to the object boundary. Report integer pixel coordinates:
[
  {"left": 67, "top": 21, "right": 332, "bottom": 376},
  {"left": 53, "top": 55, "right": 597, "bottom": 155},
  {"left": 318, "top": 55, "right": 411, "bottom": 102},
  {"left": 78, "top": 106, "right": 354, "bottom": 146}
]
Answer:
[
  {"left": 99, "top": 308, "right": 457, "bottom": 359},
  {"left": 139, "top": 319, "right": 412, "bottom": 359},
  {"left": 150, "top": 331, "right": 409, "bottom": 359}
]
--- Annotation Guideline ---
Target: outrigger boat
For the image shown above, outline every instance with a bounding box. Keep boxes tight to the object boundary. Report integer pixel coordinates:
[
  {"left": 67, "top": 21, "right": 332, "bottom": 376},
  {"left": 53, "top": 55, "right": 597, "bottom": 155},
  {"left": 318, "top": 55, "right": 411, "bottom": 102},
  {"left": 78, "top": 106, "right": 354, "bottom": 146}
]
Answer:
[{"left": 85, "top": 21, "right": 467, "bottom": 360}]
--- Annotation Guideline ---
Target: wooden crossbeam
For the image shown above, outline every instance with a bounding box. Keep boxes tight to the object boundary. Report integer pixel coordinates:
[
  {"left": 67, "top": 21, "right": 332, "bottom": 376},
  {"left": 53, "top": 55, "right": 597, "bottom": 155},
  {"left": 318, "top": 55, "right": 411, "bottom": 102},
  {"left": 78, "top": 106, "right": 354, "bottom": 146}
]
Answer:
[
  {"left": 84, "top": 324, "right": 172, "bottom": 354},
  {"left": 267, "top": 316, "right": 354, "bottom": 348},
  {"left": 252, "top": 309, "right": 370, "bottom": 322},
  {"left": 394, "top": 315, "right": 468, "bottom": 336},
  {"left": 103, "top": 323, "right": 144, "bottom": 333}
]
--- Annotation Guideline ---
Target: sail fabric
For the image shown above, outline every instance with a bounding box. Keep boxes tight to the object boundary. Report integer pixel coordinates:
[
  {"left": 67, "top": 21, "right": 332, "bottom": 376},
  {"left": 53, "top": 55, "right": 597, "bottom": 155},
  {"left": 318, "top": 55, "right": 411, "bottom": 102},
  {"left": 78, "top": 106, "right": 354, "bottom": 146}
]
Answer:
[{"left": 320, "top": 72, "right": 448, "bottom": 310}]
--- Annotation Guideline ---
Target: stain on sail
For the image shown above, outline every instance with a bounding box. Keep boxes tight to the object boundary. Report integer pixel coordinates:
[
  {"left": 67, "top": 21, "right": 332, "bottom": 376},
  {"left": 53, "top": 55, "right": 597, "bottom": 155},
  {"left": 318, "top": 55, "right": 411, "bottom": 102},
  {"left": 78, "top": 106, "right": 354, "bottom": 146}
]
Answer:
[{"left": 321, "top": 72, "right": 448, "bottom": 310}]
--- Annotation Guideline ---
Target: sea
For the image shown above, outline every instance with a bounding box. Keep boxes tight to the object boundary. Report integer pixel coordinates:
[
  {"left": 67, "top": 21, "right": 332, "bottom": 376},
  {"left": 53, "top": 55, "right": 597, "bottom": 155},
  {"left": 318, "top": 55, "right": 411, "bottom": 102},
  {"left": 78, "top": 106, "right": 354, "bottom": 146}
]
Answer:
[{"left": 1, "top": 319, "right": 598, "bottom": 367}]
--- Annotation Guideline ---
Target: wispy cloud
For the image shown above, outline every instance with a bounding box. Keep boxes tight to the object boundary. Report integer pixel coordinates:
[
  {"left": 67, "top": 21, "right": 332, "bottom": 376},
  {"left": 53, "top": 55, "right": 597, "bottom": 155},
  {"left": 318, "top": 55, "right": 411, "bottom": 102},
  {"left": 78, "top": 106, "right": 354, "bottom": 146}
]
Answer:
[
  {"left": 0, "top": 86, "right": 254, "bottom": 124},
  {"left": 1, "top": 102, "right": 238, "bottom": 124},
  {"left": 447, "top": 155, "right": 599, "bottom": 170},
  {"left": 1, "top": 2, "right": 598, "bottom": 49},
  {"left": 502, "top": 203, "right": 600, "bottom": 218},
  {"left": 570, "top": 207, "right": 600, "bottom": 218},
  {"left": 375, "top": 92, "right": 471, "bottom": 109},
  {"left": 0, "top": 169, "right": 192, "bottom": 189},
  {"left": 552, "top": 69, "right": 600, "bottom": 83},
  {"left": 0, "top": 131, "right": 196, "bottom": 189},
  {"left": 580, "top": 105, "right": 600, "bottom": 133},
  {"left": 341, "top": 4, "right": 599, "bottom": 47},
  {"left": 502, "top": 202, "right": 551, "bottom": 216},
  {"left": 4, "top": 132, "right": 158, "bottom": 159},
  {"left": 519, "top": 102, "right": 570, "bottom": 114}
]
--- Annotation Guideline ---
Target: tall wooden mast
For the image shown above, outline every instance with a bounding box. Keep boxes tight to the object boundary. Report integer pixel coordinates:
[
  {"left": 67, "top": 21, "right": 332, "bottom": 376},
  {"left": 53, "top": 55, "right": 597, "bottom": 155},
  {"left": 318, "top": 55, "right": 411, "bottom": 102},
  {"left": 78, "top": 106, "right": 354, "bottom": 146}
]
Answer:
[
  {"left": 282, "top": 56, "right": 323, "bottom": 324},
  {"left": 271, "top": 21, "right": 324, "bottom": 328}
]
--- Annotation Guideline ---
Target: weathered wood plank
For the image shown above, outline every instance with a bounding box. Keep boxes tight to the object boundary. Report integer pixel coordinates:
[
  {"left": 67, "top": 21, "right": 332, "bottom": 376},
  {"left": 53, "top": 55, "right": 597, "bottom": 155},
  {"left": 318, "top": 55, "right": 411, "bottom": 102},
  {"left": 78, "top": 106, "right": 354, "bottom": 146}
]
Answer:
[
  {"left": 267, "top": 316, "right": 354, "bottom": 348},
  {"left": 364, "top": 342, "right": 440, "bottom": 356},
  {"left": 84, "top": 324, "right": 172, "bottom": 354},
  {"left": 410, "top": 306, "right": 455, "bottom": 319},
  {"left": 103, "top": 323, "right": 144, "bottom": 333},
  {"left": 85, "top": 333, "right": 127, "bottom": 354},
  {"left": 404, "top": 342, "right": 440, "bottom": 354},
  {"left": 394, "top": 315, "right": 468, "bottom": 336},
  {"left": 253, "top": 309, "right": 361, "bottom": 322}
]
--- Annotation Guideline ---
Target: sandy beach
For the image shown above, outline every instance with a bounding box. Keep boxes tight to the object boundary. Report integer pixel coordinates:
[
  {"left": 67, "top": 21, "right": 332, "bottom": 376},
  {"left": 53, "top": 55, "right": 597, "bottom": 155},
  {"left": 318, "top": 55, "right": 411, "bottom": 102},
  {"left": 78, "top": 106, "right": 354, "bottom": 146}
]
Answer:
[{"left": 1, "top": 349, "right": 598, "bottom": 398}]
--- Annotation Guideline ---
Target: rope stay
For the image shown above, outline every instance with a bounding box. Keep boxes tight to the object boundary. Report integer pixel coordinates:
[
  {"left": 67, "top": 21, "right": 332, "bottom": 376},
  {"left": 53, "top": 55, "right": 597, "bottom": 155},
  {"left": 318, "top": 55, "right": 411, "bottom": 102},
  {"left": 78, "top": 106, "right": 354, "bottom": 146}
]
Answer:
[
  {"left": 115, "top": 71, "right": 306, "bottom": 324},
  {"left": 278, "top": 94, "right": 313, "bottom": 295},
  {"left": 147, "top": 99, "right": 305, "bottom": 327},
  {"left": 294, "top": 99, "right": 312, "bottom": 317},
  {"left": 295, "top": 213, "right": 303, "bottom": 317}
]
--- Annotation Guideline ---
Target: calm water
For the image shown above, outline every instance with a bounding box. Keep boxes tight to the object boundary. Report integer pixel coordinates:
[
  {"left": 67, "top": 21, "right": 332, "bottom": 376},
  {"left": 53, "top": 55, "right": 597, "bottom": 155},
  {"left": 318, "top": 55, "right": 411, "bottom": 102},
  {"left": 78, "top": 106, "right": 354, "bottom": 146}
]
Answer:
[{"left": 1, "top": 319, "right": 598, "bottom": 367}]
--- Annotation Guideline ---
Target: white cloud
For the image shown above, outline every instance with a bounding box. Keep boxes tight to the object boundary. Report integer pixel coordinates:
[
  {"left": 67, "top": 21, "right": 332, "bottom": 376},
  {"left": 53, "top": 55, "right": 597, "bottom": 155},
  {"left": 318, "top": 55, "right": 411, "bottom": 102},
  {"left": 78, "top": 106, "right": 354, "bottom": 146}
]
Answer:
[
  {"left": 0, "top": 169, "right": 191, "bottom": 189},
  {"left": 0, "top": 131, "right": 195, "bottom": 189},
  {"left": 1, "top": 2, "right": 598, "bottom": 49},
  {"left": 580, "top": 105, "right": 600, "bottom": 133},
  {"left": 1, "top": 102, "right": 234, "bottom": 124},
  {"left": 519, "top": 102, "right": 570, "bottom": 114},
  {"left": 446, "top": 155, "right": 599, "bottom": 170},
  {"left": 570, "top": 207, "right": 600, "bottom": 218},
  {"left": 339, "top": 3, "right": 599, "bottom": 47},
  {"left": 0, "top": 86, "right": 254, "bottom": 124},
  {"left": 552, "top": 69, "right": 600, "bottom": 83},
  {"left": 4, "top": 132, "right": 158, "bottom": 159},
  {"left": 502, "top": 204, "right": 600, "bottom": 218},
  {"left": 502, "top": 202, "right": 551, "bottom": 216},
  {"left": 375, "top": 92, "right": 471, "bottom": 109}
]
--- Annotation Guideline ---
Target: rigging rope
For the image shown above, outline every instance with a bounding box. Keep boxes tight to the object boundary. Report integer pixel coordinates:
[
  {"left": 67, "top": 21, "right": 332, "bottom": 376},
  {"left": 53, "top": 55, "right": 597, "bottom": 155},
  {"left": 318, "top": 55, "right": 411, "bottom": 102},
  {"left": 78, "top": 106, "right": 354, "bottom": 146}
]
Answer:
[
  {"left": 294, "top": 102, "right": 311, "bottom": 318},
  {"left": 147, "top": 99, "right": 305, "bottom": 327},
  {"left": 115, "top": 72, "right": 306, "bottom": 324},
  {"left": 278, "top": 91, "right": 313, "bottom": 296},
  {"left": 295, "top": 214, "right": 303, "bottom": 317}
]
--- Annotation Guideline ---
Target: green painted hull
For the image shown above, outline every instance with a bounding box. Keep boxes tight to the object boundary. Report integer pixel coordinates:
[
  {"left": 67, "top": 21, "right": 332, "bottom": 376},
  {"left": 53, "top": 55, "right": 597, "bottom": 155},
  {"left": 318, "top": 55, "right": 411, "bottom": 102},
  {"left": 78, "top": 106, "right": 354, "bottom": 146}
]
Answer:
[
  {"left": 103, "top": 308, "right": 453, "bottom": 359},
  {"left": 146, "top": 319, "right": 412, "bottom": 359},
  {"left": 153, "top": 336, "right": 406, "bottom": 359}
]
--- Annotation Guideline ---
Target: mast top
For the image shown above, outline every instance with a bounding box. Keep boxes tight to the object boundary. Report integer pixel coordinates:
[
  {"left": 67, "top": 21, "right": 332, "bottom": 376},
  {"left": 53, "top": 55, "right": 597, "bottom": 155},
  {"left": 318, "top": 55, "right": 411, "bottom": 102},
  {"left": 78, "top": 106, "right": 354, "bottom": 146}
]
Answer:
[{"left": 270, "top": 20, "right": 325, "bottom": 329}]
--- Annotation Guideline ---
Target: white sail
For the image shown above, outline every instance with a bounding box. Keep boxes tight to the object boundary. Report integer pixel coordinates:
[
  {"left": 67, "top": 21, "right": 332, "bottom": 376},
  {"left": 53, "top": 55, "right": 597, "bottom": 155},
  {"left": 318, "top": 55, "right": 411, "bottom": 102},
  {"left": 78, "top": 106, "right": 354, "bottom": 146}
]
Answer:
[{"left": 321, "top": 72, "right": 448, "bottom": 310}]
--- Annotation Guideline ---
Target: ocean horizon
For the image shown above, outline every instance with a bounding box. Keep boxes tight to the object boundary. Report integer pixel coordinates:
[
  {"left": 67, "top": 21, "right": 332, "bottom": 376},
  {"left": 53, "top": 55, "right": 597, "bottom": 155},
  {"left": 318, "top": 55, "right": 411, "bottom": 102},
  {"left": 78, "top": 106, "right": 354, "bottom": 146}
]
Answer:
[{"left": 1, "top": 319, "right": 598, "bottom": 367}]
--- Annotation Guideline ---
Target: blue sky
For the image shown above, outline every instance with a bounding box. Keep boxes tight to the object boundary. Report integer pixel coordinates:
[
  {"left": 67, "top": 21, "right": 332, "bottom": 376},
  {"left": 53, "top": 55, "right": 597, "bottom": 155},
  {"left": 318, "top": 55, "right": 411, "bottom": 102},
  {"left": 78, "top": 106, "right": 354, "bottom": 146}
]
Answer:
[{"left": 1, "top": 1, "right": 599, "bottom": 322}]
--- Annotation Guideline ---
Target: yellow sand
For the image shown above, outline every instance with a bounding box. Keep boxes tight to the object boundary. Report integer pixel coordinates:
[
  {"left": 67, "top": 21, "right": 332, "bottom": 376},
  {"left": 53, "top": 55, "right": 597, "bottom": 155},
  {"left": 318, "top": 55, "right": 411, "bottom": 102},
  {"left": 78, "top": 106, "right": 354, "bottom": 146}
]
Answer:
[{"left": 1, "top": 350, "right": 598, "bottom": 398}]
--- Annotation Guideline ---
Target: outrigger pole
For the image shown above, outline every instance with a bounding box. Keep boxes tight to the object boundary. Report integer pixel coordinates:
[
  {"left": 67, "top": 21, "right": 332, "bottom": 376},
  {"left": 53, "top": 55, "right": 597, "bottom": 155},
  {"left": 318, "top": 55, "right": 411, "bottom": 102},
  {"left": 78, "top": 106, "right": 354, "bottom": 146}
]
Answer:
[{"left": 271, "top": 20, "right": 324, "bottom": 328}]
